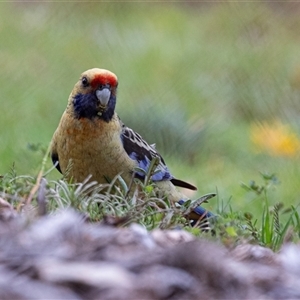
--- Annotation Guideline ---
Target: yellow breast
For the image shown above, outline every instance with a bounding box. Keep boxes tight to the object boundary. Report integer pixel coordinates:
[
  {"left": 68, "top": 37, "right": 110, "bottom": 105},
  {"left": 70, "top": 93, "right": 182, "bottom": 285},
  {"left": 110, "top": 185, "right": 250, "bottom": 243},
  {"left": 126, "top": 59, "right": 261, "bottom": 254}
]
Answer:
[{"left": 52, "top": 112, "right": 136, "bottom": 184}]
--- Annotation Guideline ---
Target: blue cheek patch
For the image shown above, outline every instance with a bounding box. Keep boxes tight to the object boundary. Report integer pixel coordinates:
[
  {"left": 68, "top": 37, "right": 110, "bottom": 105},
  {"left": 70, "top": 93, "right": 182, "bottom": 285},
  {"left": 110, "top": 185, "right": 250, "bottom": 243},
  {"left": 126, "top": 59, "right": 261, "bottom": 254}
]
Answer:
[
  {"left": 73, "top": 93, "right": 116, "bottom": 122},
  {"left": 73, "top": 93, "right": 97, "bottom": 119},
  {"left": 129, "top": 152, "right": 173, "bottom": 182}
]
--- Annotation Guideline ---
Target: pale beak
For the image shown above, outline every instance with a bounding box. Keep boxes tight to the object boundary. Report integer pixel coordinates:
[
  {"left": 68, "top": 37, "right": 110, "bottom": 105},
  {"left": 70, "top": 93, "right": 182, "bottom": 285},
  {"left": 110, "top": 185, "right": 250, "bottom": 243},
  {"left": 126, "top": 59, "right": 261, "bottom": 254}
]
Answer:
[{"left": 96, "top": 88, "right": 111, "bottom": 107}]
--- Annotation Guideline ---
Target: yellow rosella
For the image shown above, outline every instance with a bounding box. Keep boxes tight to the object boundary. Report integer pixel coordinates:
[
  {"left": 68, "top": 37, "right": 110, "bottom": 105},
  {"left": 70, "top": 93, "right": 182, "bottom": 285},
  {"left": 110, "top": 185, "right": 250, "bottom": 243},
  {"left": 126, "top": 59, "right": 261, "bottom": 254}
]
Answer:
[{"left": 50, "top": 68, "right": 213, "bottom": 222}]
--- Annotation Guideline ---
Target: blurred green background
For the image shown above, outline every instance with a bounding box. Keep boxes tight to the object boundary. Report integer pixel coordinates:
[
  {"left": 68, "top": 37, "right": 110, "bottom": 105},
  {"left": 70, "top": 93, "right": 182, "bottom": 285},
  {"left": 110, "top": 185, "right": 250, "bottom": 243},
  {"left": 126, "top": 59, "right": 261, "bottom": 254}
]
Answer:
[{"left": 1, "top": 1, "right": 300, "bottom": 216}]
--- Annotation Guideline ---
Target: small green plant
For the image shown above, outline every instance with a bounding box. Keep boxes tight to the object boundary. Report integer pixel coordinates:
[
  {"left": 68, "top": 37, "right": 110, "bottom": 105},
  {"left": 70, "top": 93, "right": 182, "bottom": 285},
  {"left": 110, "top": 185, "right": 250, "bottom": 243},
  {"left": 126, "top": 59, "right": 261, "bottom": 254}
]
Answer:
[
  {"left": 207, "top": 173, "right": 300, "bottom": 250},
  {"left": 241, "top": 173, "right": 299, "bottom": 250}
]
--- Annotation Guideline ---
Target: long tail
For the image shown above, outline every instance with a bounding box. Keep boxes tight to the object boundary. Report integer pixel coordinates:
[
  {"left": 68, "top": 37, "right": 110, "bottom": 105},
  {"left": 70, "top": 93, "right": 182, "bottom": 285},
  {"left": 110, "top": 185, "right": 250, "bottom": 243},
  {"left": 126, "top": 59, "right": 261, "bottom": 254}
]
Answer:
[{"left": 171, "top": 178, "right": 197, "bottom": 191}]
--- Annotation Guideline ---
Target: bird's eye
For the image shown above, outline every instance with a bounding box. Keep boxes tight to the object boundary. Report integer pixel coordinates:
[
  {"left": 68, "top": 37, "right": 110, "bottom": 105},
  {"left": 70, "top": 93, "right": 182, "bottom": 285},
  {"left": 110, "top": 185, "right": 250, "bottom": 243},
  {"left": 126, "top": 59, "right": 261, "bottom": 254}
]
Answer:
[{"left": 81, "top": 76, "right": 89, "bottom": 87}]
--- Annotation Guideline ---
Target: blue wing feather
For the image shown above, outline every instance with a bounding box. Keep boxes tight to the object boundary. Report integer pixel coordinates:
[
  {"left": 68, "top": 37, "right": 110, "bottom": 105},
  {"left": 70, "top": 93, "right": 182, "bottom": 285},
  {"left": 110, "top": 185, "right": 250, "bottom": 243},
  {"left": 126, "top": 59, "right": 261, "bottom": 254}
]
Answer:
[
  {"left": 128, "top": 151, "right": 172, "bottom": 181},
  {"left": 119, "top": 117, "right": 197, "bottom": 190}
]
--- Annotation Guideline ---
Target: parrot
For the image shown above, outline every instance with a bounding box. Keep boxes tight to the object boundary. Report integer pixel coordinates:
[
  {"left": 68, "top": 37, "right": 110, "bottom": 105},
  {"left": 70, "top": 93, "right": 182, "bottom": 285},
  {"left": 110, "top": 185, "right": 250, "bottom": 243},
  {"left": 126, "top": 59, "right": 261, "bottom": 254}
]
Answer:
[{"left": 50, "top": 68, "right": 214, "bottom": 224}]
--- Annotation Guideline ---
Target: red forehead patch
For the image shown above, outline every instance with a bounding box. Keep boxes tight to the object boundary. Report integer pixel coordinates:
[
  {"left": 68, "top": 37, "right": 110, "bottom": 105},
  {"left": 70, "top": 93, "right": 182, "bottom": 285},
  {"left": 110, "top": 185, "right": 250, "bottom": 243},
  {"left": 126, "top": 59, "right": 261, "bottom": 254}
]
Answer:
[{"left": 90, "top": 72, "right": 118, "bottom": 89}]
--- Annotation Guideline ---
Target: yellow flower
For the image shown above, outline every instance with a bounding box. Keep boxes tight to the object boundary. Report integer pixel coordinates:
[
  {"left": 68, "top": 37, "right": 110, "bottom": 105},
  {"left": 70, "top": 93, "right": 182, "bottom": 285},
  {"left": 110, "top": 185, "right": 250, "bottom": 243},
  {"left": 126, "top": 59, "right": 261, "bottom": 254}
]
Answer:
[{"left": 250, "top": 121, "right": 300, "bottom": 157}]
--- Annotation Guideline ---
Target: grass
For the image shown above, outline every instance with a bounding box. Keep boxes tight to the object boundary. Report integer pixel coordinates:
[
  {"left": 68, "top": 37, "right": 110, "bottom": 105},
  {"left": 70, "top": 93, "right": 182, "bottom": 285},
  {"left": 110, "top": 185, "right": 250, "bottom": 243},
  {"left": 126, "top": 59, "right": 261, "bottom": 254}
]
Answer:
[
  {"left": 1, "top": 2, "right": 300, "bottom": 248},
  {"left": 1, "top": 157, "right": 299, "bottom": 250},
  {"left": 217, "top": 172, "right": 300, "bottom": 250}
]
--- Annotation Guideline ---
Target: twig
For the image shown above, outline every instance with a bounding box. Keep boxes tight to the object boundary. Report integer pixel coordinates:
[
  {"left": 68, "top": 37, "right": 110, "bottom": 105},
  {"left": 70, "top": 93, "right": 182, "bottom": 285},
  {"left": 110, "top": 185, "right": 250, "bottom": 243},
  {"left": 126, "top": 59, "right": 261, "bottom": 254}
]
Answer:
[
  {"left": 37, "top": 177, "right": 47, "bottom": 216},
  {"left": 25, "top": 141, "right": 51, "bottom": 205}
]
